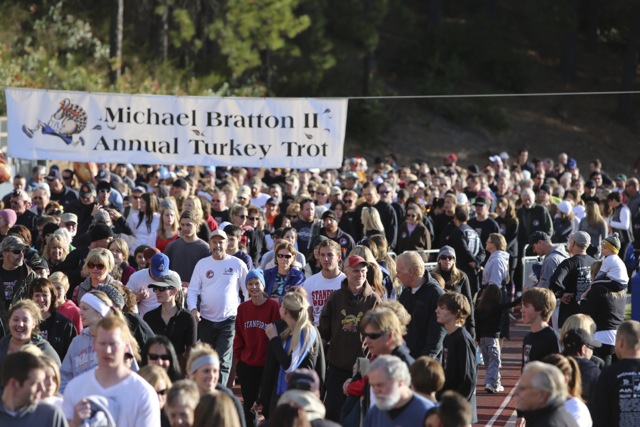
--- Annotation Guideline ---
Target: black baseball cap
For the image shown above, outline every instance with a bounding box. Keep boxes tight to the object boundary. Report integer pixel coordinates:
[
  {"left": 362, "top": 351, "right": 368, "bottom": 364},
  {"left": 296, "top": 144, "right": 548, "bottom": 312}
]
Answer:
[
  {"left": 563, "top": 328, "right": 602, "bottom": 352},
  {"left": 529, "top": 231, "right": 551, "bottom": 246}
]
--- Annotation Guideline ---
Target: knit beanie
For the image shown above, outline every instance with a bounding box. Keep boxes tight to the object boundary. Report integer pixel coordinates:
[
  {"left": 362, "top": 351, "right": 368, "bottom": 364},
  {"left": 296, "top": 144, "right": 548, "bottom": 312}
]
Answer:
[
  {"left": 602, "top": 233, "right": 621, "bottom": 254},
  {"left": 246, "top": 269, "right": 266, "bottom": 288},
  {"left": 90, "top": 224, "right": 114, "bottom": 242},
  {"left": 96, "top": 284, "right": 125, "bottom": 310},
  {"left": 0, "top": 209, "right": 17, "bottom": 227},
  {"left": 438, "top": 245, "right": 456, "bottom": 260}
]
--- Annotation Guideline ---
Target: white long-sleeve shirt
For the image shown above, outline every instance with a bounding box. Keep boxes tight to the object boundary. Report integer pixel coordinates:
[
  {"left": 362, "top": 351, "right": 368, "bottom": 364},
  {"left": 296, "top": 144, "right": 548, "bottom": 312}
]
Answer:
[
  {"left": 607, "top": 205, "right": 631, "bottom": 231},
  {"left": 187, "top": 255, "right": 248, "bottom": 322}
]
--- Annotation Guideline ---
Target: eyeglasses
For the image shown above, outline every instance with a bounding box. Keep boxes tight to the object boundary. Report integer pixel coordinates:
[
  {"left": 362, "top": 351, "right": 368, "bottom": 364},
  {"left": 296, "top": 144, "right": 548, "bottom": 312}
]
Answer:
[
  {"left": 87, "top": 262, "right": 106, "bottom": 270},
  {"left": 439, "top": 256, "right": 454, "bottom": 261},
  {"left": 277, "top": 253, "right": 293, "bottom": 259},
  {"left": 156, "top": 388, "right": 168, "bottom": 396},
  {"left": 343, "top": 199, "right": 353, "bottom": 204},
  {"left": 247, "top": 216, "right": 259, "bottom": 221},
  {"left": 148, "top": 353, "right": 171, "bottom": 361},
  {"left": 10, "top": 248, "right": 25, "bottom": 255},
  {"left": 363, "top": 332, "right": 384, "bottom": 340}
]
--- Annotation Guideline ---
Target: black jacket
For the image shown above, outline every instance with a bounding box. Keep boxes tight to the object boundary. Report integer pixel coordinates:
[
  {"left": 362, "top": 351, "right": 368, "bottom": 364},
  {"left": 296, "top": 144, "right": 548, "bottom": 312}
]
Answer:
[
  {"left": 517, "top": 204, "right": 553, "bottom": 249},
  {"left": 572, "top": 356, "right": 600, "bottom": 404},
  {"left": 353, "top": 200, "right": 398, "bottom": 249},
  {"left": 259, "top": 319, "right": 325, "bottom": 418},
  {"left": 143, "top": 306, "right": 197, "bottom": 357},
  {"left": 40, "top": 311, "right": 77, "bottom": 361},
  {"left": 520, "top": 401, "right": 579, "bottom": 427},
  {"left": 580, "top": 280, "right": 627, "bottom": 333},
  {"left": 398, "top": 274, "right": 446, "bottom": 360}
]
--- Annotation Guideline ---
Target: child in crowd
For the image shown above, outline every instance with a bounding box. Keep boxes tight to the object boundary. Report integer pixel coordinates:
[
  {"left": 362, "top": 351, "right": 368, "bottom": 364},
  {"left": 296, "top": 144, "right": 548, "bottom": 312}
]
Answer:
[
  {"left": 410, "top": 356, "right": 445, "bottom": 404},
  {"left": 521, "top": 287, "right": 560, "bottom": 367},
  {"left": 475, "top": 284, "right": 521, "bottom": 393},
  {"left": 593, "top": 233, "right": 628, "bottom": 291},
  {"left": 223, "top": 224, "right": 253, "bottom": 269},
  {"left": 436, "top": 292, "right": 477, "bottom": 424},
  {"left": 133, "top": 245, "right": 152, "bottom": 270},
  {"left": 165, "top": 379, "right": 200, "bottom": 427}
]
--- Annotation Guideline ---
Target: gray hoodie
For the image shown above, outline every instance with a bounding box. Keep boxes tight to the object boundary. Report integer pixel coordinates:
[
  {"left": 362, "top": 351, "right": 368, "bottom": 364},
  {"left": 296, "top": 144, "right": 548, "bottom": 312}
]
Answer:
[
  {"left": 483, "top": 250, "right": 511, "bottom": 286},
  {"left": 59, "top": 328, "right": 96, "bottom": 393},
  {"left": 540, "top": 244, "right": 569, "bottom": 288}
]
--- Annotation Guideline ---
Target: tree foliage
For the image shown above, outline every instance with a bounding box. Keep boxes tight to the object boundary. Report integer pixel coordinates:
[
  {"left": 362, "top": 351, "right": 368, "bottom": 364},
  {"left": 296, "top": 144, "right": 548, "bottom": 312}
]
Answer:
[{"left": 0, "top": 0, "right": 637, "bottom": 130}]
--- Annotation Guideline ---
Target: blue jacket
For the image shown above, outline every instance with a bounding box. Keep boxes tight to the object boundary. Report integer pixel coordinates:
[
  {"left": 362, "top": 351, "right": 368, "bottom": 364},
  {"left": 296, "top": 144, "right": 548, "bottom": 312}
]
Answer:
[{"left": 263, "top": 266, "right": 306, "bottom": 298}]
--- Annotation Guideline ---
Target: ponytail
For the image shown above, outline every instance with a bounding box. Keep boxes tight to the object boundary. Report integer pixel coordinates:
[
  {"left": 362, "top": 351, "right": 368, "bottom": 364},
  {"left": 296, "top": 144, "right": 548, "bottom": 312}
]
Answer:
[{"left": 280, "top": 293, "right": 313, "bottom": 356}]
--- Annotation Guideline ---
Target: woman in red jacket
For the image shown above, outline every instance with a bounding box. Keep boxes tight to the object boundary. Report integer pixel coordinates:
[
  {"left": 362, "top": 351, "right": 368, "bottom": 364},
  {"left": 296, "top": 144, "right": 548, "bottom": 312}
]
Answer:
[{"left": 233, "top": 269, "right": 280, "bottom": 426}]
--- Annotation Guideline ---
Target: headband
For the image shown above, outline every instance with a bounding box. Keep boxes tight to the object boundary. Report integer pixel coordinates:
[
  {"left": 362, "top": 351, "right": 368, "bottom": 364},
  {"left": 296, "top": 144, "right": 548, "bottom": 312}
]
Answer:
[
  {"left": 81, "top": 293, "right": 111, "bottom": 317},
  {"left": 189, "top": 354, "right": 219, "bottom": 375}
]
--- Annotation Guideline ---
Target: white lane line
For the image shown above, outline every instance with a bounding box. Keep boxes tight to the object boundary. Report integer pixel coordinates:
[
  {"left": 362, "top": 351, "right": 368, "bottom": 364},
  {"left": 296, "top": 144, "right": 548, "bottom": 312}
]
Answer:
[{"left": 486, "top": 385, "right": 517, "bottom": 427}]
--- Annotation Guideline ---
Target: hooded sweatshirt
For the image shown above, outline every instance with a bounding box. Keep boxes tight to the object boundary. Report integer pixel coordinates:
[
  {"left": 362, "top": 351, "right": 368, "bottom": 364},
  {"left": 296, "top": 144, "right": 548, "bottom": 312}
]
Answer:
[
  {"left": 318, "top": 279, "right": 380, "bottom": 370},
  {"left": 482, "top": 250, "right": 510, "bottom": 286},
  {"left": 59, "top": 328, "right": 96, "bottom": 393}
]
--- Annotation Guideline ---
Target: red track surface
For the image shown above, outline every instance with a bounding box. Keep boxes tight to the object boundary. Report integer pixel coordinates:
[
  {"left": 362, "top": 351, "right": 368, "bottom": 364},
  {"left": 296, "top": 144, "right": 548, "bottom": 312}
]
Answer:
[
  {"left": 475, "top": 320, "right": 527, "bottom": 426},
  {"left": 231, "top": 318, "right": 530, "bottom": 426}
]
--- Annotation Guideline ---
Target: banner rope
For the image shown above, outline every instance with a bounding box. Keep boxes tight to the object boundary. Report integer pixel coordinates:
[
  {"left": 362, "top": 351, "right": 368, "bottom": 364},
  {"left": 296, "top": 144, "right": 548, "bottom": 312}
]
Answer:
[{"left": 1, "top": 86, "right": 639, "bottom": 100}]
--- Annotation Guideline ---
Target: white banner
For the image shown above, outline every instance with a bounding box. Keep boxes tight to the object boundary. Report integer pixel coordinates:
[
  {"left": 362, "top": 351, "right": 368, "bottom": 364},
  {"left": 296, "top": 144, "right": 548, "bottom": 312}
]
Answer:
[{"left": 5, "top": 87, "right": 348, "bottom": 168}]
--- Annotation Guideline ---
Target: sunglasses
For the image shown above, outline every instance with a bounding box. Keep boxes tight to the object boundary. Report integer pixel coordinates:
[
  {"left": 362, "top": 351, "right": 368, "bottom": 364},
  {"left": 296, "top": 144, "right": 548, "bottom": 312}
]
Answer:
[
  {"left": 150, "top": 286, "right": 169, "bottom": 292},
  {"left": 235, "top": 214, "right": 247, "bottom": 219},
  {"left": 287, "top": 215, "right": 298, "bottom": 220},
  {"left": 363, "top": 332, "right": 384, "bottom": 340},
  {"left": 47, "top": 209, "right": 63, "bottom": 216},
  {"left": 10, "top": 248, "right": 25, "bottom": 255},
  {"left": 343, "top": 199, "right": 353, "bottom": 204},
  {"left": 247, "top": 216, "right": 259, "bottom": 221},
  {"left": 439, "top": 256, "right": 455, "bottom": 261},
  {"left": 277, "top": 253, "right": 293, "bottom": 259},
  {"left": 87, "top": 262, "right": 106, "bottom": 270},
  {"left": 62, "top": 176, "right": 72, "bottom": 181},
  {"left": 156, "top": 388, "right": 168, "bottom": 396},
  {"left": 148, "top": 353, "right": 171, "bottom": 361},
  {"left": 380, "top": 190, "right": 391, "bottom": 195}
]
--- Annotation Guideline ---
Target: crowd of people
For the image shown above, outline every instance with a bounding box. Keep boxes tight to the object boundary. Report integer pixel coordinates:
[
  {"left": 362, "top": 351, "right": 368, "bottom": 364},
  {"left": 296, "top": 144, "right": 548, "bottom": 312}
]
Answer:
[{"left": 0, "top": 149, "right": 639, "bottom": 427}]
